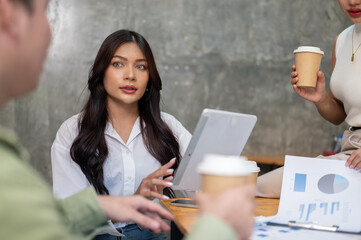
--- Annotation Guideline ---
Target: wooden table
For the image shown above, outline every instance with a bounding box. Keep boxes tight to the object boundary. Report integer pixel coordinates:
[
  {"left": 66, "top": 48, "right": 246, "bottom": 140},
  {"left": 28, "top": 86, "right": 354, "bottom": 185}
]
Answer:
[
  {"left": 246, "top": 155, "right": 285, "bottom": 166},
  {"left": 161, "top": 197, "right": 280, "bottom": 238}
]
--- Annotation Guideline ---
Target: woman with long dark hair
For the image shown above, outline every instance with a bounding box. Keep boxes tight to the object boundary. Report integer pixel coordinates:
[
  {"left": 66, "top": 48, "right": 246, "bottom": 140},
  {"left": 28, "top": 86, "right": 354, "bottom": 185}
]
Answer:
[{"left": 51, "top": 30, "right": 191, "bottom": 239}]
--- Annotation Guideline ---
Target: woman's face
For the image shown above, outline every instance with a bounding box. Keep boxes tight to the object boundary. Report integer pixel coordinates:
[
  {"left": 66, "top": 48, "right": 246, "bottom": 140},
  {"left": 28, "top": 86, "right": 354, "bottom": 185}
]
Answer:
[
  {"left": 338, "top": 0, "right": 361, "bottom": 23},
  {"left": 103, "top": 42, "right": 149, "bottom": 108}
]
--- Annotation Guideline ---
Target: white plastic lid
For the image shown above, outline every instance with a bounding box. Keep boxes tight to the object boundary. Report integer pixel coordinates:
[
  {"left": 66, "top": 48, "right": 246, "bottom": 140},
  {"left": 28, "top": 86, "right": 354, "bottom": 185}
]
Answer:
[
  {"left": 293, "top": 46, "right": 324, "bottom": 55},
  {"left": 244, "top": 160, "right": 260, "bottom": 173},
  {"left": 197, "top": 154, "right": 252, "bottom": 176}
]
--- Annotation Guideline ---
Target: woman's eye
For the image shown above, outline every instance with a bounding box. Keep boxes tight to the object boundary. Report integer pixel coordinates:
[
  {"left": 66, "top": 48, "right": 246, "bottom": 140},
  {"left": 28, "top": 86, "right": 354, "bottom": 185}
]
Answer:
[
  {"left": 136, "top": 64, "right": 147, "bottom": 70},
  {"left": 112, "top": 62, "right": 123, "bottom": 67}
]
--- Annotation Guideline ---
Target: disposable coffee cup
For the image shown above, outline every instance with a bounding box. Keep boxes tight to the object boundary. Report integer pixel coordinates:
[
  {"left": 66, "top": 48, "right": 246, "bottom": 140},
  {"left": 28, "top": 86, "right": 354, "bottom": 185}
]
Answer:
[
  {"left": 197, "top": 154, "right": 252, "bottom": 195},
  {"left": 293, "top": 46, "right": 324, "bottom": 88},
  {"left": 244, "top": 160, "right": 260, "bottom": 184}
]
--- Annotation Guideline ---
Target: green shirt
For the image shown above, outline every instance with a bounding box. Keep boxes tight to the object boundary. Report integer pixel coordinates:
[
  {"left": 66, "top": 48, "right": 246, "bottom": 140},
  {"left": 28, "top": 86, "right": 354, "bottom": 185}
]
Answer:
[{"left": 0, "top": 127, "right": 108, "bottom": 240}]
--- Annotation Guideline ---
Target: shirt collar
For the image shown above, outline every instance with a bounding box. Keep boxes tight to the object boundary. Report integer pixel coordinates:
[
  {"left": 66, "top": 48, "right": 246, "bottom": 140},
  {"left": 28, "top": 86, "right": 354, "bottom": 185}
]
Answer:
[{"left": 104, "top": 117, "right": 144, "bottom": 146}]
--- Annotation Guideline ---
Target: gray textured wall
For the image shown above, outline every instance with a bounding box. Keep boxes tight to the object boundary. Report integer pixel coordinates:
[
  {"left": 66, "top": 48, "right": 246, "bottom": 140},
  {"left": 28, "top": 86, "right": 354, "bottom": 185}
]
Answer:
[{"left": 0, "top": 0, "right": 350, "bottom": 182}]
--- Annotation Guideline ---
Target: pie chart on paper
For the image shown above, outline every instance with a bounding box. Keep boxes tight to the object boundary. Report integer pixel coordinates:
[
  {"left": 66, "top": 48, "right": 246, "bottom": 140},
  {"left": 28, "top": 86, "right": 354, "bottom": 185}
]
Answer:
[{"left": 317, "top": 174, "right": 349, "bottom": 194}]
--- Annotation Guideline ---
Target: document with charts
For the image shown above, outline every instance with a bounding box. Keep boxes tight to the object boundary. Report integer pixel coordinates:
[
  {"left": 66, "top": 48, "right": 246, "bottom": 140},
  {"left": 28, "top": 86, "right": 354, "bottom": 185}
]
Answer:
[{"left": 270, "top": 155, "right": 361, "bottom": 233}]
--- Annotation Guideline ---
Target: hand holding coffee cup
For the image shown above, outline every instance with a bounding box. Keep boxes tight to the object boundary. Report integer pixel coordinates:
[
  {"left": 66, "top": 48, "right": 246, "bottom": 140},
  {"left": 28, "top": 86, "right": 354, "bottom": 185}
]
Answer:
[
  {"left": 197, "top": 154, "right": 259, "bottom": 195},
  {"left": 293, "top": 46, "right": 324, "bottom": 88}
]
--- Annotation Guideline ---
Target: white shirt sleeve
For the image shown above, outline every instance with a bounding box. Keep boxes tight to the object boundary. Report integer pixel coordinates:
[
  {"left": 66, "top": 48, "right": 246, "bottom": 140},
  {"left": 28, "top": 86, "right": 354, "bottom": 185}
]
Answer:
[{"left": 51, "top": 115, "right": 90, "bottom": 199}]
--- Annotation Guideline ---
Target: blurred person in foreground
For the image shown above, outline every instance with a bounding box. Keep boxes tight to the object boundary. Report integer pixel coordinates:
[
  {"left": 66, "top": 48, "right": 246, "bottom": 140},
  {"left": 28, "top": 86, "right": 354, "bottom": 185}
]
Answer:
[{"left": 0, "top": 0, "right": 255, "bottom": 239}]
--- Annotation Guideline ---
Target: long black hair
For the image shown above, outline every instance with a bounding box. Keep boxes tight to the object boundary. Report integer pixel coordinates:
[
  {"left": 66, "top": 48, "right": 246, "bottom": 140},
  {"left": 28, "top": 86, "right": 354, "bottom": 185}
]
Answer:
[{"left": 70, "top": 30, "right": 181, "bottom": 195}]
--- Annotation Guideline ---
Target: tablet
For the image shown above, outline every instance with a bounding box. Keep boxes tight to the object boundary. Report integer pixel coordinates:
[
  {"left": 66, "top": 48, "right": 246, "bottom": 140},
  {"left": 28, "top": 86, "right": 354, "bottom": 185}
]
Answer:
[{"left": 172, "top": 108, "right": 257, "bottom": 191}]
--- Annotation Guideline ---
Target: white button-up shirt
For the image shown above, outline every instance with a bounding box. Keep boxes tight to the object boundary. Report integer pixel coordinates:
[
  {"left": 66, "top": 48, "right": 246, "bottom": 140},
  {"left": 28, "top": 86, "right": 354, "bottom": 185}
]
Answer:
[{"left": 51, "top": 112, "right": 191, "bottom": 231}]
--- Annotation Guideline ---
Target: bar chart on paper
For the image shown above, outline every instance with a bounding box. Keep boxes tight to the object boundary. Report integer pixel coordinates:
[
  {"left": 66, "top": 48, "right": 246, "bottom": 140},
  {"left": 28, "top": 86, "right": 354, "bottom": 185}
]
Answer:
[{"left": 298, "top": 201, "right": 340, "bottom": 221}]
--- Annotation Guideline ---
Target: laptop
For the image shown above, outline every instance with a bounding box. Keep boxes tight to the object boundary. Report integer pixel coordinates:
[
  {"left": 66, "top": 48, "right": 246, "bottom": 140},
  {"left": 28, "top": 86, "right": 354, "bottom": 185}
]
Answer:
[{"left": 172, "top": 108, "right": 257, "bottom": 191}]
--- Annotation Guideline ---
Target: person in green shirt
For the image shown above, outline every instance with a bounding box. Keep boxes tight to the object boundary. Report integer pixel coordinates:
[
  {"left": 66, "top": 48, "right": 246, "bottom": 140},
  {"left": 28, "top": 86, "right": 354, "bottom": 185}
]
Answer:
[{"left": 0, "top": 0, "right": 256, "bottom": 240}]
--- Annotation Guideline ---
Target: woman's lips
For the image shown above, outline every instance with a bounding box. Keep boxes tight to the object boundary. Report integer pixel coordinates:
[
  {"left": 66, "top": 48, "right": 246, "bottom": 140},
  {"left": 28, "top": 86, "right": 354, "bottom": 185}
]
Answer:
[
  {"left": 348, "top": 8, "right": 361, "bottom": 18},
  {"left": 120, "top": 85, "right": 137, "bottom": 94}
]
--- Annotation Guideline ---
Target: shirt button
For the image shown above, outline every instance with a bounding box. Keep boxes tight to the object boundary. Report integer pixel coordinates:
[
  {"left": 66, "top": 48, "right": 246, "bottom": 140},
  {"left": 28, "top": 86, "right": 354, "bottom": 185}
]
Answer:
[
  {"left": 126, "top": 150, "right": 130, "bottom": 154},
  {"left": 127, "top": 176, "right": 132, "bottom": 180}
]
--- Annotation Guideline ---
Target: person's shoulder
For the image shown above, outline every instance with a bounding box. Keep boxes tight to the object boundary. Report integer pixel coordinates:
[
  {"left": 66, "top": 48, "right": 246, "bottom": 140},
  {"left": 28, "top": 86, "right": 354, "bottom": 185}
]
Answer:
[
  {"left": 57, "top": 113, "right": 81, "bottom": 133},
  {"left": 160, "top": 112, "right": 181, "bottom": 125},
  {"left": 334, "top": 25, "right": 354, "bottom": 57},
  {"left": 339, "top": 24, "right": 354, "bottom": 38},
  {"left": 54, "top": 113, "right": 82, "bottom": 146},
  {"left": 160, "top": 112, "right": 190, "bottom": 134}
]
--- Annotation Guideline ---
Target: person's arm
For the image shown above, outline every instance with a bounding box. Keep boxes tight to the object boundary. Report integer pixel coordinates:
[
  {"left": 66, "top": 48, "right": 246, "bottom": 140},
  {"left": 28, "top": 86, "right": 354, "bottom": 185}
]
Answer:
[
  {"left": 313, "top": 37, "right": 346, "bottom": 124},
  {"left": 0, "top": 147, "right": 102, "bottom": 240},
  {"left": 1, "top": 148, "right": 174, "bottom": 240},
  {"left": 58, "top": 187, "right": 109, "bottom": 236},
  {"left": 60, "top": 187, "right": 175, "bottom": 235},
  {"left": 313, "top": 77, "right": 346, "bottom": 125},
  {"left": 291, "top": 35, "right": 346, "bottom": 125}
]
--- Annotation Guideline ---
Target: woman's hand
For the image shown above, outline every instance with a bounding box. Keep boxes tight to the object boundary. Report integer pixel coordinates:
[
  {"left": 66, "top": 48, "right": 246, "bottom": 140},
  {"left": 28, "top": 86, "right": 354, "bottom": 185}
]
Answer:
[
  {"left": 135, "top": 158, "right": 176, "bottom": 200},
  {"left": 345, "top": 148, "right": 361, "bottom": 171},
  {"left": 291, "top": 65, "right": 327, "bottom": 103}
]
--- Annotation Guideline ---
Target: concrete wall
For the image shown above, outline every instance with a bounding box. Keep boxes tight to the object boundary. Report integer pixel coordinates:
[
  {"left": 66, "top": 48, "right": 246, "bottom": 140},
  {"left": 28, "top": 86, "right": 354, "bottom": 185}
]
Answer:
[{"left": 0, "top": 0, "right": 350, "bottom": 182}]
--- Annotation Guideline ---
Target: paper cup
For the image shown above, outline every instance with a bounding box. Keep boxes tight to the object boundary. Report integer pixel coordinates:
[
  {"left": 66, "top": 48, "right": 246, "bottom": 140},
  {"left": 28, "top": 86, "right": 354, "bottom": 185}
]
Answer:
[
  {"left": 293, "top": 46, "right": 324, "bottom": 88},
  {"left": 197, "top": 154, "right": 252, "bottom": 195},
  {"left": 243, "top": 160, "right": 260, "bottom": 184}
]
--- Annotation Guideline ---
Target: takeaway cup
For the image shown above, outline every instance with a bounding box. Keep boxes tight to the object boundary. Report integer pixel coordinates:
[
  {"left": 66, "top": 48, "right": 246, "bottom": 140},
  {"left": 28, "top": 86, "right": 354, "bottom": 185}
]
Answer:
[
  {"left": 293, "top": 46, "right": 324, "bottom": 88},
  {"left": 244, "top": 160, "right": 260, "bottom": 184},
  {"left": 197, "top": 154, "right": 253, "bottom": 195}
]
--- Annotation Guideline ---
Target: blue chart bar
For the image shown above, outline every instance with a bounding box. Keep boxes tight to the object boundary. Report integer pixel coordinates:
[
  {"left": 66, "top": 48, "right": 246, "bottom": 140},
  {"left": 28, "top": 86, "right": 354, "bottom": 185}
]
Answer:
[
  {"left": 299, "top": 204, "right": 305, "bottom": 220},
  {"left": 294, "top": 173, "right": 307, "bottom": 192},
  {"left": 320, "top": 203, "right": 328, "bottom": 215},
  {"left": 305, "top": 203, "right": 316, "bottom": 221},
  {"left": 331, "top": 202, "right": 340, "bottom": 215}
]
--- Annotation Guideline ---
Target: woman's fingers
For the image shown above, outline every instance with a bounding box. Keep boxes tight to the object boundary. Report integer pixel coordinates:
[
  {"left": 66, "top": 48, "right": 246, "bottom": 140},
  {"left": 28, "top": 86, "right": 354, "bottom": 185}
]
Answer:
[
  {"left": 152, "top": 178, "right": 173, "bottom": 189},
  {"left": 164, "top": 176, "right": 173, "bottom": 182},
  {"left": 150, "top": 158, "right": 176, "bottom": 178},
  {"left": 291, "top": 77, "right": 298, "bottom": 84},
  {"left": 141, "top": 188, "right": 170, "bottom": 200},
  {"left": 137, "top": 158, "right": 177, "bottom": 200},
  {"left": 345, "top": 155, "right": 354, "bottom": 167},
  {"left": 149, "top": 191, "right": 170, "bottom": 200},
  {"left": 354, "top": 160, "right": 361, "bottom": 170},
  {"left": 347, "top": 155, "right": 360, "bottom": 169}
]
